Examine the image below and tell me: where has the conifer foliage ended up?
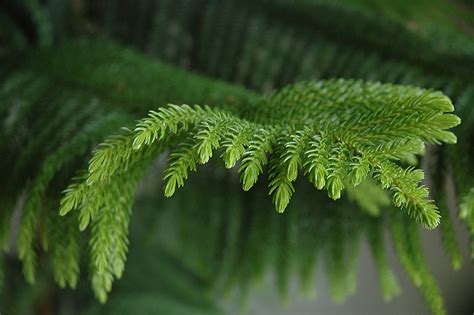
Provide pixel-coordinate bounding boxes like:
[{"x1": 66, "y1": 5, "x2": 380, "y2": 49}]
[
  {"x1": 55, "y1": 76, "x2": 459, "y2": 301},
  {"x1": 1, "y1": 0, "x2": 474, "y2": 315}
]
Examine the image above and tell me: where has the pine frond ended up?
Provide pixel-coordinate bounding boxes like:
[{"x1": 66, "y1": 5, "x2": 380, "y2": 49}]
[
  {"x1": 51, "y1": 213, "x2": 80, "y2": 289},
  {"x1": 220, "y1": 122, "x2": 254, "y2": 169},
  {"x1": 367, "y1": 218, "x2": 401, "y2": 301},
  {"x1": 391, "y1": 212, "x2": 446, "y2": 315},
  {"x1": 215, "y1": 193, "x2": 243, "y2": 293},
  {"x1": 325, "y1": 142, "x2": 350, "y2": 200},
  {"x1": 54, "y1": 76, "x2": 460, "y2": 301},
  {"x1": 17, "y1": 113, "x2": 130, "y2": 283},
  {"x1": 303, "y1": 132, "x2": 330, "y2": 190},
  {"x1": 268, "y1": 134, "x2": 297, "y2": 212},
  {"x1": 326, "y1": 218, "x2": 347, "y2": 302},
  {"x1": 375, "y1": 161, "x2": 440, "y2": 228},
  {"x1": 345, "y1": 221, "x2": 362, "y2": 297},
  {"x1": 1, "y1": 32, "x2": 468, "y2": 314},
  {"x1": 405, "y1": 218, "x2": 446, "y2": 315},
  {"x1": 132, "y1": 104, "x2": 206, "y2": 150},
  {"x1": 163, "y1": 136, "x2": 200, "y2": 197},
  {"x1": 194, "y1": 111, "x2": 238, "y2": 163},
  {"x1": 296, "y1": 204, "x2": 322, "y2": 298},
  {"x1": 87, "y1": 162, "x2": 147, "y2": 302},
  {"x1": 390, "y1": 211, "x2": 423, "y2": 287},
  {"x1": 275, "y1": 207, "x2": 297, "y2": 302},
  {"x1": 238, "y1": 128, "x2": 275, "y2": 191},
  {"x1": 17, "y1": 201, "x2": 37, "y2": 283}
]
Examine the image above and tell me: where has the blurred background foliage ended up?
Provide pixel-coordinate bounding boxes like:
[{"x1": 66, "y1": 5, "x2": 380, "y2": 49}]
[{"x1": 1, "y1": 0, "x2": 474, "y2": 314}]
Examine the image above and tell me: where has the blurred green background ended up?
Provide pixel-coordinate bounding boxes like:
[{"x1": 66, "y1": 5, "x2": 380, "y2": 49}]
[{"x1": 1, "y1": 0, "x2": 474, "y2": 314}]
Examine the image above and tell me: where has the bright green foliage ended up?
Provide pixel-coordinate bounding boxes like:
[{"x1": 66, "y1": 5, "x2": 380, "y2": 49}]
[
  {"x1": 268, "y1": 133, "x2": 299, "y2": 212},
  {"x1": 221, "y1": 121, "x2": 254, "y2": 169},
  {"x1": 54, "y1": 75, "x2": 459, "y2": 302},
  {"x1": 375, "y1": 162, "x2": 440, "y2": 228},
  {"x1": 0, "y1": 38, "x2": 258, "y2": 304},
  {"x1": 1, "y1": 0, "x2": 473, "y2": 309},
  {"x1": 17, "y1": 113, "x2": 130, "y2": 284},
  {"x1": 132, "y1": 105, "x2": 207, "y2": 150},
  {"x1": 195, "y1": 112, "x2": 236, "y2": 163},
  {"x1": 304, "y1": 133, "x2": 330, "y2": 189},
  {"x1": 163, "y1": 136, "x2": 201, "y2": 197},
  {"x1": 84, "y1": 199, "x2": 224, "y2": 315},
  {"x1": 61, "y1": 142, "x2": 157, "y2": 301},
  {"x1": 63, "y1": 80, "x2": 460, "y2": 231},
  {"x1": 238, "y1": 128, "x2": 276, "y2": 191}
]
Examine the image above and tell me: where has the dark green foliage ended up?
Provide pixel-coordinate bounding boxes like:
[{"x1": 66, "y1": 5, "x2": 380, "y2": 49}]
[
  {"x1": 367, "y1": 217, "x2": 401, "y2": 302},
  {"x1": 0, "y1": 38, "x2": 464, "y2": 314},
  {"x1": 42, "y1": 41, "x2": 457, "y2": 308},
  {"x1": 1, "y1": 1, "x2": 473, "y2": 314}
]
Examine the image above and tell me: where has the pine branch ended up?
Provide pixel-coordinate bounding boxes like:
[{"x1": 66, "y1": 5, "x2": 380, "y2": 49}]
[
  {"x1": 56, "y1": 77, "x2": 459, "y2": 301},
  {"x1": 0, "y1": 38, "x2": 467, "y2": 314}
]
